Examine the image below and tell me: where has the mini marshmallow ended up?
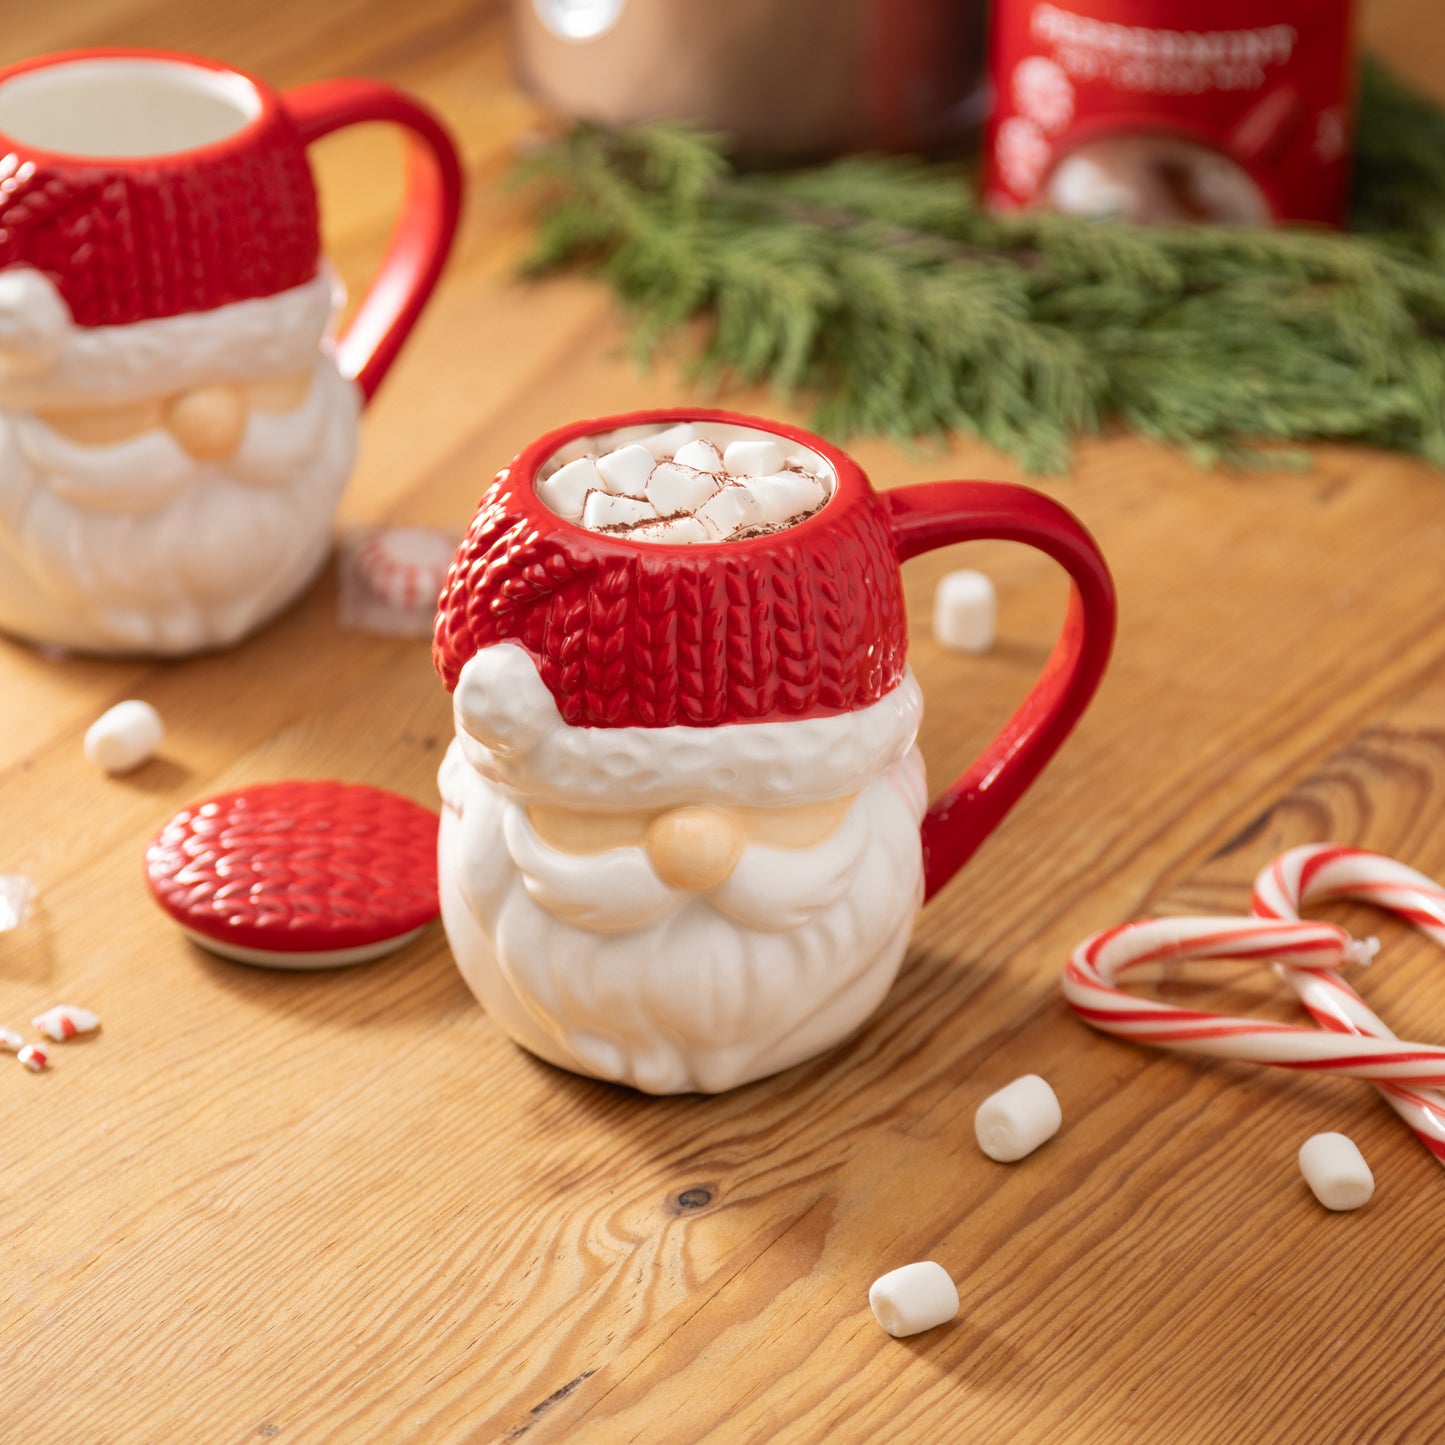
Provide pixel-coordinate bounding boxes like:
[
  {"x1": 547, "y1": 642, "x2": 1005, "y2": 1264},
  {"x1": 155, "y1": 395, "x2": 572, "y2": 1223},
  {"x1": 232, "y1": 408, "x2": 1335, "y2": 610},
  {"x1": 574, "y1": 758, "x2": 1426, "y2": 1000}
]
[
  {"x1": 84, "y1": 700, "x2": 165, "y2": 775},
  {"x1": 623, "y1": 516, "x2": 710, "y2": 545},
  {"x1": 722, "y1": 438, "x2": 786, "y2": 477},
  {"x1": 868, "y1": 1262, "x2": 960, "y2": 1338},
  {"x1": 539, "y1": 457, "x2": 603, "y2": 520},
  {"x1": 647, "y1": 462, "x2": 721, "y2": 518},
  {"x1": 975, "y1": 1074, "x2": 1062, "y2": 1162},
  {"x1": 1298, "y1": 1132, "x2": 1374, "y2": 1211},
  {"x1": 582, "y1": 491, "x2": 656, "y2": 532},
  {"x1": 0, "y1": 874, "x2": 35, "y2": 932},
  {"x1": 32, "y1": 1005, "x2": 99, "y2": 1042},
  {"x1": 747, "y1": 471, "x2": 828, "y2": 527},
  {"x1": 17, "y1": 1043, "x2": 48, "y2": 1072},
  {"x1": 671, "y1": 438, "x2": 725, "y2": 474},
  {"x1": 596, "y1": 443, "x2": 656, "y2": 496},
  {"x1": 934, "y1": 570, "x2": 998, "y2": 654},
  {"x1": 641, "y1": 423, "x2": 700, "y2": 459},
  {"x1": 0, "y1": 1026, "x2": 21, "y2": 1052},
  {"x1": 697, "y1": 483, "x2": 762, "y2": 540}
]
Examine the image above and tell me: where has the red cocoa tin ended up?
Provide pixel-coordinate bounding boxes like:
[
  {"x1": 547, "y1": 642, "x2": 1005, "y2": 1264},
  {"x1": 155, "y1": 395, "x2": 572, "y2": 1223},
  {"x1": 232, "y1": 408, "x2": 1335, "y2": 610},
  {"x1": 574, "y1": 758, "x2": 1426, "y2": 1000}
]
[{"x1": 985, "y1": 0, "x2": 1357, "y2": 225}]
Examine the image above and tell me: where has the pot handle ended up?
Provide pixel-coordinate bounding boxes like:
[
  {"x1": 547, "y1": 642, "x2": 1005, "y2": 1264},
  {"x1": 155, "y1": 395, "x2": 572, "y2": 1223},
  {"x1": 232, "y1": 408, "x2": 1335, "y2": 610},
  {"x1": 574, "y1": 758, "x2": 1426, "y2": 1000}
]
[
  {"x1": 885, "y1": 481, "x2": 1116, "y2": 901},
  {"x1": 282, "y1": 79, "x2": 463, "y2": 405}
]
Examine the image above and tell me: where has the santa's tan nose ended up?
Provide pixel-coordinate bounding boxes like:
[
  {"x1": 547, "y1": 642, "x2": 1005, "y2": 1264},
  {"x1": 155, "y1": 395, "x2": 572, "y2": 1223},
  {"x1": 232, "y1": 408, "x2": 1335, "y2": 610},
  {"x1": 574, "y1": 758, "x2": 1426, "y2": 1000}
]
[
  {"x1": 165, "y1": 384, "x2": 247, "y2": 460},
  {"x1": 645, "y1": 807, "x2": 746, "y2": 891}
]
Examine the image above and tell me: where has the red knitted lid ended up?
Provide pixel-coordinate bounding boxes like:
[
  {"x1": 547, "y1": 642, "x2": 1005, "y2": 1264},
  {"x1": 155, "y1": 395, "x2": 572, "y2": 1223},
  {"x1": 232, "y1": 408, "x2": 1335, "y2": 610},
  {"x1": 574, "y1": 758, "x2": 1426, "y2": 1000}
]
[
  {"x1": 146, "y1": 781, "x2": 439, "y2": 956},
  {"x1": 0, "y1": 50, "x2": 320, "y2": 327},
  {"x1": 433, "y1": 410, "x2": 909, "y2": 728}
]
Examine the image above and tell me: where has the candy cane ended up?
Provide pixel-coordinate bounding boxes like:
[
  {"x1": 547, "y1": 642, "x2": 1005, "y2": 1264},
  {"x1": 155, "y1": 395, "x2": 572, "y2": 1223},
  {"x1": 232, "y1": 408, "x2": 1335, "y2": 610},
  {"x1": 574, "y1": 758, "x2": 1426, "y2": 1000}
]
[
  {"x1": 1062, "y1": 917, "x2": 1419, "y2": 1064},
  {"x1": 1062, "y1": 848, "x2": 1445, "y2": 1168},
  {"x1": 1252, "y1": 845, "x2": 1445, "y2": 1163}
]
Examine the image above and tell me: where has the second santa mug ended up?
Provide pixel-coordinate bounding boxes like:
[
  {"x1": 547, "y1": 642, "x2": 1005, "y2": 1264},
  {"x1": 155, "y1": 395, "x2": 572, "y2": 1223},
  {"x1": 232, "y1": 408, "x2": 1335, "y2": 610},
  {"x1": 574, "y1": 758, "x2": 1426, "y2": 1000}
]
[
  {"x1": 0, "y1": 48, "x2": 462, "y2": 658},
  {"x1": 433, "y1": 409, "x2": 1117, "y2": 1094}
]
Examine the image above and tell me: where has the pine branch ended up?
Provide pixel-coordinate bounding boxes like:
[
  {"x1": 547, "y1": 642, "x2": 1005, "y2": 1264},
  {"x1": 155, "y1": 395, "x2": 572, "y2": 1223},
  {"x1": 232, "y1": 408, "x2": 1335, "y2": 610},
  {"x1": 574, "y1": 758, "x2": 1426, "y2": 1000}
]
[{"x1": 517, "y1": 63, "x2": 1445, "y2": 472}]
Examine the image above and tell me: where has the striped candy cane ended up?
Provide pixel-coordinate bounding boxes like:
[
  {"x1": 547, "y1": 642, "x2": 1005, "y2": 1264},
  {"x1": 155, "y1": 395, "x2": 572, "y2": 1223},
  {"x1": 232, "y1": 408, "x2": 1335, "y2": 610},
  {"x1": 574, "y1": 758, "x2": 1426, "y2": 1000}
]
[
  {"x1": 1063, "y1": 847, "x2": 1445, "y2": 1166},
  {"x1": 1252, "y1": 845, "x2": 1445, "y2": 1163}
]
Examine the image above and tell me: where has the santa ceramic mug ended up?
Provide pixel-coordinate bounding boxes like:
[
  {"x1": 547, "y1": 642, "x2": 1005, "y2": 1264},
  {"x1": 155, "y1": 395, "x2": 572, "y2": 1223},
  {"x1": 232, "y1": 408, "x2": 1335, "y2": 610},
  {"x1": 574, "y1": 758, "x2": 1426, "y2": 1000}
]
[
  {"x1": 433, "y1": 409, "x2": 1116, "y2": 1094},
  {"x1": 0, "y1": 48, "x2": 462, "y2": 657}
]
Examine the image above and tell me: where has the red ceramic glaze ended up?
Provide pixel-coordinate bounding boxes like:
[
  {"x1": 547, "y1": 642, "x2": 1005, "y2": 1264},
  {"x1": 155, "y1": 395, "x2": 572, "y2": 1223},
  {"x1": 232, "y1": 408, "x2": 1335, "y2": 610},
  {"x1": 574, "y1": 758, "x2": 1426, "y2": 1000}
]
[
  {"x1": 434, "y1": 410, "x2": 908, "y2": 725},
  {"x1": 146, "y1": 781, "x2": 441, "y2": 955},
  {"x1": 434, "y1": 408, "x2": 1117, "y2": 901},
  {"x1": 0, "y1": 48, "x2": 463, "y2": 402}
]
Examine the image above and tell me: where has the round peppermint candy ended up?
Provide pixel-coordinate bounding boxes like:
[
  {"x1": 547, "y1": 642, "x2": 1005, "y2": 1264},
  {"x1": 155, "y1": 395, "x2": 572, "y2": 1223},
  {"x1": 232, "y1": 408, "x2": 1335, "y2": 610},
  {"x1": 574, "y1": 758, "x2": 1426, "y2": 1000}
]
[
  {"x1": 146, "y1": 781, "x2": 441, "y2": 969},
  {"x1": 354, "y1": 527, "x2": 457, "y2": 613}
]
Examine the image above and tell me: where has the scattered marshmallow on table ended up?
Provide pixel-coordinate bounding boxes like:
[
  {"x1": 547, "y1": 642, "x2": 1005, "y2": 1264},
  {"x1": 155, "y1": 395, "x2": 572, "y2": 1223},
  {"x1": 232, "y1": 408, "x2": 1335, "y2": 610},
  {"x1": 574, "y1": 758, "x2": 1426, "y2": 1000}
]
[
  {"x1": 17, "y1": 1043, "x2": 48, "y2": 1072},
  {"x1": 0, "y1": 873, "x2": 35, "y2": 932},
  {"x1": 1298, "y1": 1132, "x2": 1374, "y2": 1211},
  {"x1": 975, "y1": 1074, "x2": 1062, "y2": 1162},
  {"x1": 32, "y1": 1004, "x2": 99, "y2": 1042},
  {"x1": 934, "y1": 569, "x2": 998, "y2": 654},
  {"x1": 869, "y1": 1261, "x2": 960, "y2": 1338},
  {"x1": 0, "y1": 1026, "x2": 21, "y2": 1052},
  {"x1": 84, "y1": 699, "x2": 165, "y2": 775}
]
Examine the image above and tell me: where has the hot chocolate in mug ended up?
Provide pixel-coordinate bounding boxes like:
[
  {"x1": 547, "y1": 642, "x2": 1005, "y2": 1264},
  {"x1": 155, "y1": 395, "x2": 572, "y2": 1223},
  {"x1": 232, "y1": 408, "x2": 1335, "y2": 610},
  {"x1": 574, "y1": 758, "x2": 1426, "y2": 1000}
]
[
  {"x1": 433, "y1": 410, "x2": 1116, "y2": 1094},
  {"x1": 0, "y1": 48, "x2": 462, "y2": 657}
]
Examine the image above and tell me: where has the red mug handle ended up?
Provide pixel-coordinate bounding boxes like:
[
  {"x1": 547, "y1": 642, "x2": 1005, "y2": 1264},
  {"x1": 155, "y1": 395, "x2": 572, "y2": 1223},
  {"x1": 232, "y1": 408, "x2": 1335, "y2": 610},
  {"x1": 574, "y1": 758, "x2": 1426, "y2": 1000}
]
[
  {"x1": 281, "y1": 79, "x2": 463, "y2": 405},
  {"x1": 885, "y1": 482, "x2": 1117, "y2": 901}
]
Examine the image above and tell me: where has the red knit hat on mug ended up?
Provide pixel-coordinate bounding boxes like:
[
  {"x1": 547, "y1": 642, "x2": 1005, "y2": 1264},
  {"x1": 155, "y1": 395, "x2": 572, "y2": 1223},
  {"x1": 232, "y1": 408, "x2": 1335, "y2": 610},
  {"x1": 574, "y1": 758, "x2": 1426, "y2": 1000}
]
[
  {"x1": 434, "y1": 412, "x2": 926, "y2": 809},
  {"x1": 0, "y1": 52, "x2": 320, "y2": 327},
  {"x1": 0, "y1": 50, "x2": 334, "y2": 407}
]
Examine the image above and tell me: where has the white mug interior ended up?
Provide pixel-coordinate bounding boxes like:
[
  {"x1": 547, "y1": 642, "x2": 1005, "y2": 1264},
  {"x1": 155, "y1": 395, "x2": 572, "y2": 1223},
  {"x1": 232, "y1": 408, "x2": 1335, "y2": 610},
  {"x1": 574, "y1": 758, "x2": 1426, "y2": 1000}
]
[{"x1": 0, "y1": 57, "x2": 261, "y2": 159}]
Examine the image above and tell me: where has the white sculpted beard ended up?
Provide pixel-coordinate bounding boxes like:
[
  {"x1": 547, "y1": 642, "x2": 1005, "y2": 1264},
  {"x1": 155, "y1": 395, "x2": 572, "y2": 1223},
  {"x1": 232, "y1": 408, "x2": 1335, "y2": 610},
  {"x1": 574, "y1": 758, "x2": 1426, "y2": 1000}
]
[
  {"x1": 0, "y1": 360, "x2": 359, "y2": 655},
  {"x1": 438, "y1": 742, "x2": 928, "y2": 1094}
]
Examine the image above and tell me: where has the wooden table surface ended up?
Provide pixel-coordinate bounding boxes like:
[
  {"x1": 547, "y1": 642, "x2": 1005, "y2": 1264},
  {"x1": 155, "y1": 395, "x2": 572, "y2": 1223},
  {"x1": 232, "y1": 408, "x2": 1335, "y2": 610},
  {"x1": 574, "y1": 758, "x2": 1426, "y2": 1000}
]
[{"x1": 4, "y1": 2, "x2": 1445, "y2": 1440}]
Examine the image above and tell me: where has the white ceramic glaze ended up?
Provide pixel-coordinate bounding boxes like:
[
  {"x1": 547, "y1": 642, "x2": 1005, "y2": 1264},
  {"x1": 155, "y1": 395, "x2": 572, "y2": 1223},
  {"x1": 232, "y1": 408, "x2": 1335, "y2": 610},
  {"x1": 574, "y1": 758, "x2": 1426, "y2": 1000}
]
[
  {"x1": 437, "y1": 724, "x2": 928, "y2": 1095},
  {"x1": 0, "y1": 57, "x2": 261, "y2": 157},
  {"x1": 0, "y1": 50, "x2": 463, "y2": 658},
  {"x1": 434, "y1": 408, "x2": 1117, "y2": 1096},
  {"x1": 181, "y1": 925, "x2": 427, "y2": 971},
  {"x1": 0, "y1": 269, "x2": 361, "y2": 656},
  {"x1": 452, "y1": 642, "x2": 925, "y2": 811}
]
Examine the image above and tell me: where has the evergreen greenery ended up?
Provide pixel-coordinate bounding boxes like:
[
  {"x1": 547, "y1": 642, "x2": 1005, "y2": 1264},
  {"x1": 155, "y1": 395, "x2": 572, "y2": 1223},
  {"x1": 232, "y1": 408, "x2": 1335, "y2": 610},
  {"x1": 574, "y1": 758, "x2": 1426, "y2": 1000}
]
[{"x1": 517, "y1": 60, "x2": 1445, "y2": 472}]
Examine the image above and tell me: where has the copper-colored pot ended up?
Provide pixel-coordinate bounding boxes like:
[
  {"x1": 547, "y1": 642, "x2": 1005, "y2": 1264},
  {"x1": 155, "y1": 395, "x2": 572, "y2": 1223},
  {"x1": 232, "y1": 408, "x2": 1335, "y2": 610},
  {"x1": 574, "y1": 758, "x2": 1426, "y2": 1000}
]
[{"x1": 512, "y1": 0, "x2": 988, "y2": 163}]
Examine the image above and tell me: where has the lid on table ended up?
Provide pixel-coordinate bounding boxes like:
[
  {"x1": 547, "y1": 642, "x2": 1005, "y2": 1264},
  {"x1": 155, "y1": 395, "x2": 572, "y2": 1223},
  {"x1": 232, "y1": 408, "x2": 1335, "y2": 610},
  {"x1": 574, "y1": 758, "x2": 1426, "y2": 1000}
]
[{"x1": 145, "y1": 780, "x2": 440, "y2": 969}]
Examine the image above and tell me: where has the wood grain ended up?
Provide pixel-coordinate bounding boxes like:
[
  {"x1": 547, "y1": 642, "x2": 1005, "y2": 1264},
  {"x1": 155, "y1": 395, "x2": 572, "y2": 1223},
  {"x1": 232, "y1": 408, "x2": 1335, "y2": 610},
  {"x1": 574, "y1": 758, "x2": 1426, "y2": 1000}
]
[{"x1": 3, "y1": 2, "x2": 1445, "y2": 1441}]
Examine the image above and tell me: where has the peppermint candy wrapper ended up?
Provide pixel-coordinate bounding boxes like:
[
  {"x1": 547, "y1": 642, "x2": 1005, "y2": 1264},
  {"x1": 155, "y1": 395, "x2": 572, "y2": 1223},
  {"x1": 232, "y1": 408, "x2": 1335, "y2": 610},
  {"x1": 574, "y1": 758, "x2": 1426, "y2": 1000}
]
[{"x1": 338, "y1": 527, "x2": 459, "y2": 639}]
